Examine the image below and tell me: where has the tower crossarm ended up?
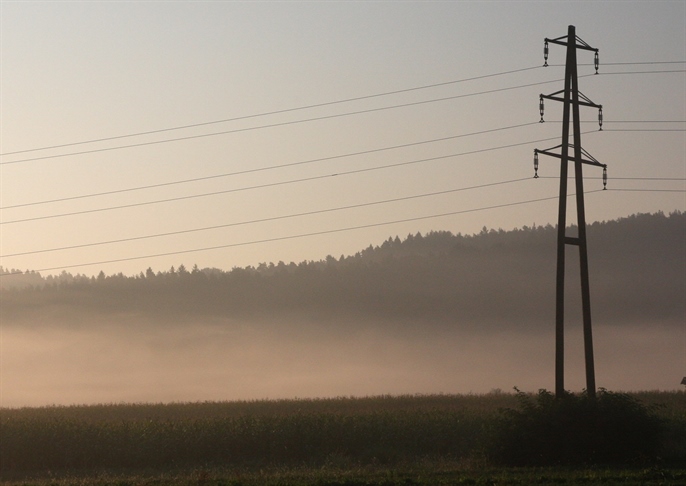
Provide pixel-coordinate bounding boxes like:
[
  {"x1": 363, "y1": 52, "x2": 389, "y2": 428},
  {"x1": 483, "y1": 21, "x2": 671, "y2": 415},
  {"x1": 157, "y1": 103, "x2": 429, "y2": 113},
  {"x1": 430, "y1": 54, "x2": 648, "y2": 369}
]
[
  {"x1": 541, "y1": 91, "x2": 601, "y2": 109},
  {"x1": 539, "y1": 90, "x2": 603, "y2": 128},
  {"x1": 544, "y1": 32, "x2": 599, "y2": 73},
  {"x1": 545, "y1": 34, "x2": 598, "y2": 53},
  {"x1": 535, "y1": 145, "x2": 606, "y2": 169}
]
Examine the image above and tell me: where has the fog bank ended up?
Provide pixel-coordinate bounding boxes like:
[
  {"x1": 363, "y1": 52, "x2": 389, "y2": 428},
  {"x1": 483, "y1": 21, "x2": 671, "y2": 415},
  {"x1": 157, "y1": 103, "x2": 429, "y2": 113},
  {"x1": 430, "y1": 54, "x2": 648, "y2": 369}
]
[{"x1": 1, "y1": 317, "x2": 682, "y2": 408}]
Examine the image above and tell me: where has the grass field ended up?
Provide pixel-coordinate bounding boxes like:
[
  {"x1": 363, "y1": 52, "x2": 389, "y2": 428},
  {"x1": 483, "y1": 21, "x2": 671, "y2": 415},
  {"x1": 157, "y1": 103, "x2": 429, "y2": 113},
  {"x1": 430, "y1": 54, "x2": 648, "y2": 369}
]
[{"x1": 1, "y1": 391, "x2": 684, "y2": 485}]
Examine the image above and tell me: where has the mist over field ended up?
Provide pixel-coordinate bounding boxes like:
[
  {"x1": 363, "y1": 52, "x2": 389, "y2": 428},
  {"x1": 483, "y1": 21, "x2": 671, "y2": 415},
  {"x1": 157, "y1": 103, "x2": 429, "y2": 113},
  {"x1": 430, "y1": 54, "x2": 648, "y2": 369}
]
[
  {"x1": 1, "y1": 212, "x2": 684, "y2": 407},
  {"x1": 1, "y1": 317, "x2": 681, "y2": 408}
]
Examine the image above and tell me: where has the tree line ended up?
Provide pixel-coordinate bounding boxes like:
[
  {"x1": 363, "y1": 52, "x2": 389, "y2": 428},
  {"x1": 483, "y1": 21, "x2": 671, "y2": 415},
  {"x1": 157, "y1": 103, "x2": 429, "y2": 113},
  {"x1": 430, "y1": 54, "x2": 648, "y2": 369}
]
[{"x1": 2, "y1": 211, "x2": 683, "y2": 328}]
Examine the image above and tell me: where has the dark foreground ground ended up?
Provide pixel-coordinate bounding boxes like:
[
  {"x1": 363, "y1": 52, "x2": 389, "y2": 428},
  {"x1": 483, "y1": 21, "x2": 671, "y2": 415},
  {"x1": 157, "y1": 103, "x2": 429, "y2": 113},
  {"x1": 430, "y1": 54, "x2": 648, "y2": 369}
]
[
  {"x1": 1, "y1": 392, "x2": 684, "y2": 485},
  {"x1": 3, "y1": 463, "x2": 686, "y2": 486}
]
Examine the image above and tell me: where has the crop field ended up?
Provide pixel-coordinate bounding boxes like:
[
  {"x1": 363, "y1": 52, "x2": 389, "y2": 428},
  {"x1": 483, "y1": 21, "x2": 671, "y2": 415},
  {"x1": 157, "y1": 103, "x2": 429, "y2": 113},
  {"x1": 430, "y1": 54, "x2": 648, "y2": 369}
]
[{"x1": 1, "y1": 391, "x2": 685, "y2": 485}]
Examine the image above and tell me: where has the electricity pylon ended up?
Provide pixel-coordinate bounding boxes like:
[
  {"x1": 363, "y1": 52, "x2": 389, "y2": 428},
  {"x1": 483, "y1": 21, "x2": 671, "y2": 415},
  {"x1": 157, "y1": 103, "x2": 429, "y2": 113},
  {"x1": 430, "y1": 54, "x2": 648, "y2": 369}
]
[{"x1": 534, "y1": 25, "x2": 606, "y2": 399}]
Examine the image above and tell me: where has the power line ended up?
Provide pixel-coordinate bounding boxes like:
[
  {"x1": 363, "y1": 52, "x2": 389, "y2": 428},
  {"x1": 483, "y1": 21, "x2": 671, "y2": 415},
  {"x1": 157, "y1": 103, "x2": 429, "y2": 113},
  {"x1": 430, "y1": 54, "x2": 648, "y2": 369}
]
[
  {"x1": 602, "y1": 129, "x2": 686, "y2": 132},
  {"x1": 3, "y1": 176, "x2": 679, "y2": 260},
  {"x1": 0, "y1": 131, "x2": 586, "y2": 225},
  {"x1": 567, "y1": 120, "x2": 686, "y2": 124},
  {"x1": 565, "y1": 119, "x2": 686, "y2": 132},
  {"x1": 2, "y1": 71, "x2": 680, "y2": 166},
  {"x1": 598, "y1": 69, "x2": 686, "y2": 75},
  {"x1": 600, "y1": 61, "x2": 686, "y2": 65},
  {"x1": 611, "y1": 177, "x2": 686, "y2": 181},
  {"x1": 0, "y1": 189, "x2": 605, "y2": 276},
  {"x1": 1, "y1": 118, "x2": 677, "y2": 211},
  {"x1": 0, "y1": 121, "x2": 539, "y2": 210},
  {"x1": 4, "y1": 61, "x2": 682, "y2": 158},
  {"x1": 594, "y1": 120, "x2": 686, "y2": 123},
  {"x1": 0, "y1": 77, "x2": 583, "y2": 166},
  {"x1": 0, "y1": 178, "x2": 532, "y2": 258},
  {"x1": 0, "y1": 66, "x2": 544, "y2": 157},
  {"x1": 608, "y1": 188, "x2": 686, "y2": 193},
  {"x1": 538, "y1": 176, "x2": 685, "y2": 181},
  {"x1": 538, "y1": 177, "x2": 685, "y2": 191},
  {"x1": 0, "y1": 187, "x2": 686, "y2": 277},
  {"x1": 553, "y1": 61, "x2": 686, "y2": 67}
]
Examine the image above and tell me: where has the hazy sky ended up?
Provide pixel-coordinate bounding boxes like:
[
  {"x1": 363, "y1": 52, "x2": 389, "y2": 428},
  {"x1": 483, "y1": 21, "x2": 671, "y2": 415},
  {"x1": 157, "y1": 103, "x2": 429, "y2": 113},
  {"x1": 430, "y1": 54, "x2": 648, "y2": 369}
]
[{"x1": 1, "y1": 1, "x2": 684, "y2": 277}]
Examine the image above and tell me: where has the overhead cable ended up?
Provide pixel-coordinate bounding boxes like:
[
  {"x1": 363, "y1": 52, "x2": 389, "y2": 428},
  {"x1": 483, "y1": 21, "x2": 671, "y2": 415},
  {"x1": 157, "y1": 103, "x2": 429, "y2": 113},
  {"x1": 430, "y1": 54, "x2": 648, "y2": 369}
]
[
  {"x1": 608, "y1": 188, "x2": 686, "y2": 193},
  {"x1": 0, "y1": 122, "x2": 539, "y2": 210},
  {"x1": 3, "y1": 71, "x2": 680, "y2": 166},
  {"x1": 560, "y1": 61, "x2": 685, "y2": 66},
  {"x1": 537, "y1": 176, "x2": 685, "y2": 181},
  {"x1": 1, "y1": 65, "x2": 544, "y2": 157},
  {"x1": 1, "y1": 118, "x2": 678, "y2": 210},
  {"x1": 5, "y1": 62, "x2": 682, "y2": 158},
  {"x1": 0, "y1": 189, "x2": 606, "y2": 276},
  {"x1": 0, "y1": 131, "x2": 591, "y2": 225},
  {"x1": 1, "y1": 77, "x2": 583, "y2": 166},
  {"x1": 598, "y1": 69, "x2": 686, "y2": 75},
  {"x1": 0, "y1": 178, "x2": 531, "y2": 258},
  {"x1": 602, "y1": 129, "x2": 686, "y2": 132},
  {"x1": 598, "y1": 61, "x2": 685, "y2": 65}
]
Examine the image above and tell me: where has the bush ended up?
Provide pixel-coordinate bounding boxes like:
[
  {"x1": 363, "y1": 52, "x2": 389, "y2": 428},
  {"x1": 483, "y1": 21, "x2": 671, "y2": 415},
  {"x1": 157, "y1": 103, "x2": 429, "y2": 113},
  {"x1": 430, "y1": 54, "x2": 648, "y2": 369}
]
[{"x1": 488, "y1": 388, "x2": 665, "y2": 466}]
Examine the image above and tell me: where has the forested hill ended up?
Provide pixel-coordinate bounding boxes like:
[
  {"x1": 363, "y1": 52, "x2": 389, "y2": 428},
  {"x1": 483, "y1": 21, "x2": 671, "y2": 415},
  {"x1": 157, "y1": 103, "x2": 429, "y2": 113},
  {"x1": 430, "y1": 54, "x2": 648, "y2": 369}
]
[{"x1": 2, "y1": 211, "x2": 684, "y2": 328}]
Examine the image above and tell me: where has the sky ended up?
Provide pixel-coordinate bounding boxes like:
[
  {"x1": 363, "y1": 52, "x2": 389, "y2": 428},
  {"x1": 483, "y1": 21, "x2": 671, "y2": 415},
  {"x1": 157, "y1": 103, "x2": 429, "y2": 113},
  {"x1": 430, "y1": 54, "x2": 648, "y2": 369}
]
[{"x1": 1, "y1": 0, "x2": 685, "y2": 278}]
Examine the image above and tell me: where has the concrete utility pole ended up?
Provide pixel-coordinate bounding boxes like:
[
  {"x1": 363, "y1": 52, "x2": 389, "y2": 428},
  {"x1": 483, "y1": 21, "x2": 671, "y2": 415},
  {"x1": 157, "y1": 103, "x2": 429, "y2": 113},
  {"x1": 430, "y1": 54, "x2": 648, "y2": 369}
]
[{"x1": 534, "y1": 25, "x2": 607, "y2": 399}]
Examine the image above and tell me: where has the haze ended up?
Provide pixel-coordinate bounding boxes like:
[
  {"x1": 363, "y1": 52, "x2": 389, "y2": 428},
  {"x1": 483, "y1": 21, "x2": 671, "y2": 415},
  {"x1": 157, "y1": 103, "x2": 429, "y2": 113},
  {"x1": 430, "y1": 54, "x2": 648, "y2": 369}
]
[
  {"x1": 2, "y1": 316, "x2": 680, "y2": 408},
  {"x1": 2, "y1": 213, "x2": 683, "y2": 407}
]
